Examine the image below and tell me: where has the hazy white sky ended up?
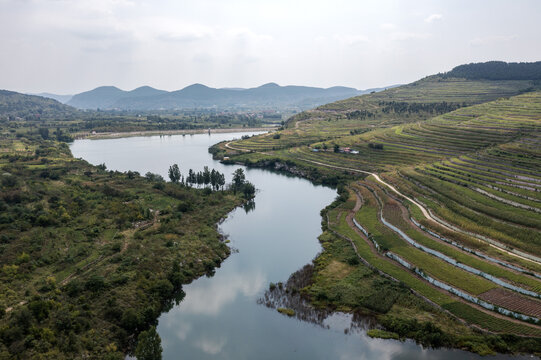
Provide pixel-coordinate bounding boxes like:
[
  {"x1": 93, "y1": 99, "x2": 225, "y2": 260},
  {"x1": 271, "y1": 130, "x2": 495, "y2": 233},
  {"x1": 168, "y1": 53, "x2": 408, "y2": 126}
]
[{"x1": 1, "y1": 0, "x2": 540, "y2": 93}]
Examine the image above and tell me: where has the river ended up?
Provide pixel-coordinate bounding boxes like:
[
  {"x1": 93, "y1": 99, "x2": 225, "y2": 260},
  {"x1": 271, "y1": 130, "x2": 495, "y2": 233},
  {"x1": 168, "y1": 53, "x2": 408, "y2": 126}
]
[{"x1": 71, "y1": 132, "x2": 524, "y2": 360}]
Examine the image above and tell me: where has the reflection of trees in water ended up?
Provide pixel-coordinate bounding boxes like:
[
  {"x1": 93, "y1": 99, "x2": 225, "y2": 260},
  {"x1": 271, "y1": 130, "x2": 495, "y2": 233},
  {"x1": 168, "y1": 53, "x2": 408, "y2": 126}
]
[
  {"x1": 258, "y1": 264, "x2": 377, "y2": 334},
  {"x1": 243, "y1": 200, "x2": 256, "y2": 213}
]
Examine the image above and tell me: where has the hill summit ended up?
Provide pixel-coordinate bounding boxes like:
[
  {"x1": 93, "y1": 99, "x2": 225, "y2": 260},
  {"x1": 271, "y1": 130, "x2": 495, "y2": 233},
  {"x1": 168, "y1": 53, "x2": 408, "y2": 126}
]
[{"x1": 66, "y1": 83, "x2": 387, "y2": 111}]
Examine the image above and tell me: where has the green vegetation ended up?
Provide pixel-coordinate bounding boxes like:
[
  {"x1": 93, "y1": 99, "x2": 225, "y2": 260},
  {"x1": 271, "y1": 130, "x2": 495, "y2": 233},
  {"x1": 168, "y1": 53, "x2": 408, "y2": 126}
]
[
  {"x1": 366, "y1": 329, "x2": 399, "y2": 340},
  {"x1": 277, "y1": 308, "x2": 296, "y2": 317},
  {"x1": 135, "y1": 326, "x2": 162, "y2": 360},
  {"x1": 1, "y1": 61, "x2": 540, "y2": 356},
  {"x1": 0, "y1": 118, "x2": 246, "y2": 357},
  {"x1": 0, "y1": 90, "x2": 274, "y2": 138},
  {"x1": 441, "y1": 61, "x2": 541, "y2": 81},
  {"x1": 219, "y1": 64, "x2": 541, "y2": 355}
]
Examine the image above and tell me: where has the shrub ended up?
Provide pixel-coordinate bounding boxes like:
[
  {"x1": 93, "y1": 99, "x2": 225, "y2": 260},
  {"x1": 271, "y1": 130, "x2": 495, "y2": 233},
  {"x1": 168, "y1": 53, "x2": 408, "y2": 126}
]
[
  {"x1": 135, "y1": 326, "x2": 162, "y2": 360},
  {"x1": 85, "y1": 275, "x2": 106, "y2": 292}
]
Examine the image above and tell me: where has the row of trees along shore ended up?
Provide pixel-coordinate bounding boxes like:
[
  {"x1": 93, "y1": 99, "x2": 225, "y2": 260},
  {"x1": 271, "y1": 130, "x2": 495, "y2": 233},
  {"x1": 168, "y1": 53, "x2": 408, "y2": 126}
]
[{"x1": 154, "y1": 164, "x2": 256, "y2": 198}]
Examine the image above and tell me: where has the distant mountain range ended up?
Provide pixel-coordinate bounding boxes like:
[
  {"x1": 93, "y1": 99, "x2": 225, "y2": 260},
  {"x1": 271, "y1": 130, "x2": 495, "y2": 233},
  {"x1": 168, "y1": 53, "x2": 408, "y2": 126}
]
[
  {"x1": 33, "y1": 93, "x2": 73, "y2": 104},
  {"x1": 39, "y1": 83, "x2": 396, "y2": 111}
]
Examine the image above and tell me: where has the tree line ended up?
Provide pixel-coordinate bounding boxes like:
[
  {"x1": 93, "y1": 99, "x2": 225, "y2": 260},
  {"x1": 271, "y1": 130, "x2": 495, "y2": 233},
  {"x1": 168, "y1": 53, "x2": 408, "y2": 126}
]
[
  {"x1": 442, "y1": 61, "x2": 541, "y2": 81},
  {"x1": 162, "y1": 164, "x2": 255, "y2": 198},
  {"x1": 377, "y1": 101, "x2": 463, "y2": 115}
]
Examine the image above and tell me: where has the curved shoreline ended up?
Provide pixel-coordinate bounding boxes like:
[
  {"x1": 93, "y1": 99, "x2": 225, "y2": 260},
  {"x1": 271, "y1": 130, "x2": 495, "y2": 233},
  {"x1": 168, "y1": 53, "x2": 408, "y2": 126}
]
[{"x1": 74, "y1": 126, "x2": 272, "y2": 140}]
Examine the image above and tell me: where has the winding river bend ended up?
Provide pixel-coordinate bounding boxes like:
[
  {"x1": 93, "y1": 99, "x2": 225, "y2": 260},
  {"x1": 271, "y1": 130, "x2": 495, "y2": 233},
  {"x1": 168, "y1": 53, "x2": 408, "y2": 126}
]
[{"x1": 71, "y1": 132, "x2": 524, "y2": 360}]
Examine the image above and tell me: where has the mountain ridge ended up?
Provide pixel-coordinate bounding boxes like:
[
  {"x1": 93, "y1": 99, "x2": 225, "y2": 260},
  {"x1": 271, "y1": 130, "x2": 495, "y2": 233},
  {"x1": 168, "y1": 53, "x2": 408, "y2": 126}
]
[{"x1": 66, "y1": 83, "x2": 395, "y2": 111}]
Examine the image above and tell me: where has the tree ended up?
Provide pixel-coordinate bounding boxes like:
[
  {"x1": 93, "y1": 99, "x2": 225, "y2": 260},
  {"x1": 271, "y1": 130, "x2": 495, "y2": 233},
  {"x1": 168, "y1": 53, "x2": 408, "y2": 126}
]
[
  {"x1": 242, "y1": 181, "x2": 256, "y2": 199},
  {"x1": 135, "y1": 326, "x2": 162, "y2": 360},
  {"x1": 203, "y1": 166, "x2": 211, "y2": 187},
  {"x1": 38, "y1": 127, "x2": 49, "y2": 140},
  {"x1": 187, "y1": 169, "x2": 195, "y2": 187},
  {"x1": 145, "y1": 172, "x2": 164, "y2": 183},
  {"x1": 120, "y1": 308, "x2": 141, "y2": 333},
  {"x1": 210, "y1": 169, "x2": 217, "y2": 190},
  {"x1": 168, "y1": 164, "x2": 181, "y2": 183},
  {"x1": 196, "y1": 172, "x2": 203, "y2": 187},
  {"x1": 232, "y1": 168, "x2": 246, "y2": 193},
  {"x1": 217, "y1": 173, "x2": 225, "y2": 191}
]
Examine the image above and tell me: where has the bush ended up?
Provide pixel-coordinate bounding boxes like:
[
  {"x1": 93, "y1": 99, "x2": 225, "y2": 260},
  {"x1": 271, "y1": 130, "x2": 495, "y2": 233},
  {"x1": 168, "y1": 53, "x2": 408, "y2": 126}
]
[
  {"x1": 151, "y1": 279, "x2": 174, "y2": 300},
  {"x1": 28, "y1": 298, "x2": 51, "y2": 322},
  {"x1": 176, "y1": 201, "x2": 193, "y2": 213},
  {"x1": 120, "y1": 308, "x2": 141, "y2": 332},
  {"x1": 135, "y1": 326, "x2": 162, "y2": 360},
  {"x1": 85, "y1": 275, "x2": 106, "y2": 292}
]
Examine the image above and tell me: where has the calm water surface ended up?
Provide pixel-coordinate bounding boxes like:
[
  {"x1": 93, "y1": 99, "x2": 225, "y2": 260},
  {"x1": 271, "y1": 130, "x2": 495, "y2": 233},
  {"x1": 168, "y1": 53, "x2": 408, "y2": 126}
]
[{"x1": 71, "y1": 132, "x2": 526, "y2": 360}]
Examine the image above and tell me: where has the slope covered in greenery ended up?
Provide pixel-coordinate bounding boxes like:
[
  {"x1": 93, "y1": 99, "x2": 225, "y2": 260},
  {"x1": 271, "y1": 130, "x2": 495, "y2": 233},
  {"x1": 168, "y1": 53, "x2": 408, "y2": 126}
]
[
  {"x1": 0, "y1": 126, "x2": 246, "y2": 358},
  {"x1": 0, "y1": 90, "x2": 271, "y2": 136},
  {"x1": 223, "y1": 75, "x2": 537, "y2": 153},
  {"x1": 217, "y1": 65, "x2": 541, "y2": 355},
  {"x1": 0, "y1": 91, "x2": 80, "y2": 121},
  {"x1": 442, "y1": 61, "x2": 541, "y2": 81}
]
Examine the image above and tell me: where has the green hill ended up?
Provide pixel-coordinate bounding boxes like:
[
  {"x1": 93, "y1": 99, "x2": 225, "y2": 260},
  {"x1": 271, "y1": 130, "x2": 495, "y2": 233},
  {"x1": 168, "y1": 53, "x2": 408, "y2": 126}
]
[
  {"x1": 0, "y1": 90, "x2": 80, "y2": 121},
  {"x1": 218, "y1": 62, "x2": 541, "y2": 352},
  {"x1": 66, "y1": 83, "x2": 376, "y2": 111},
  {"x1": 441, "y1": 61, "x2": 541, "y2": 81},
  {"x1": 0, "y1": 109, "x2": 245, "y2": 359}
]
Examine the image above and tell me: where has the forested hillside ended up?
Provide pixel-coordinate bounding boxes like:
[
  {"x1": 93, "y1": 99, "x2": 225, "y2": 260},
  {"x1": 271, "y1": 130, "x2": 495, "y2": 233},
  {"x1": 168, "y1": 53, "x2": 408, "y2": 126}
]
[
  {"x1": 0, "y1": 105, "x2": 249, "y2": 358},
  {"x1": 442, "y1": 61, "x2": 541, "y2": 81},
  {"x1": 0, "y1": 91, "x2": 80, "y2": 121}
]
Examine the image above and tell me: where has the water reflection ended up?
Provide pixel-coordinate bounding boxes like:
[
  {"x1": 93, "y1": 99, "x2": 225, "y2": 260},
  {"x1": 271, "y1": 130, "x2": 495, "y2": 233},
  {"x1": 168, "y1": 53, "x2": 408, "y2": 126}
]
[
  {"x1": 72, "y1": 133, "x2": 530, "y2": 360},
  {"x1": 178, "y1": 271, "x2": 266, "y2": 316},
  {"x1": 193, "y1": 336, "x2": 227, "y2": 355},
  {"x1": 259, "y1": 264, "x2": 377, "y2": 333},
  {"x1": 242, "y1": 199, "x2": 256, "y2": 214}
]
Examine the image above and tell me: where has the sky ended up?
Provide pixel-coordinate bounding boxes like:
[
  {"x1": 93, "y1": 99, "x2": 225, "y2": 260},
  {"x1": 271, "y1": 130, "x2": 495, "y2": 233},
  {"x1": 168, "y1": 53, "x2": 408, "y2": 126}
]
[{"x1": 1, "y1": 0, "x2": 540, "y2": 94}]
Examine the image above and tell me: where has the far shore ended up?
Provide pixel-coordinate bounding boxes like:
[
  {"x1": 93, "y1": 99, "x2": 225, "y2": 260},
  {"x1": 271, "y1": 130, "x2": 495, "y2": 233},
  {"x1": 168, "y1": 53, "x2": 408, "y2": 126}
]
[{"x1": 74, "y1": 126, "x2": 274, "y2": 140}]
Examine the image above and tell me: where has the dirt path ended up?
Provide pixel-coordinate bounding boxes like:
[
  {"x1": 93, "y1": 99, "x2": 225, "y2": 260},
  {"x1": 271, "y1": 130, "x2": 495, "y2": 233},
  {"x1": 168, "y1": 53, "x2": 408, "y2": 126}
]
[
  {"x1": 302, "y1": 159, "x2": 541, "y2": 265},
  {"x1": 60, "y1": 256, "x2": 104, "y2": 286},
  {"x1": 388, "y1": 192, "x2": 541, "y2": 280},
  {"x1": 5, "y1": 301, "x2": 27, "y2": 314},
  {"x1": 224, "y1": 141, "x2": 249, "y2": 152},
  {"x1": 341, "y1": 188, "x2": 541, "y2": 332}
]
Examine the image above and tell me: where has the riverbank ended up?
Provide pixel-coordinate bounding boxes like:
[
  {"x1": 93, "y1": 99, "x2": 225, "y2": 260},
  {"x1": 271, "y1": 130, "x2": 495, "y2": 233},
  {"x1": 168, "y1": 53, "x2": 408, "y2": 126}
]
[
  {"x1": 74, "y1": 126, "x2": 273, "y2": 140},
  {"x1": 0, "y1": 134, "x2": 248, "y2": 359},
  {"x1": 214, "y1": 147, "x2": 541, "y2": 356}
]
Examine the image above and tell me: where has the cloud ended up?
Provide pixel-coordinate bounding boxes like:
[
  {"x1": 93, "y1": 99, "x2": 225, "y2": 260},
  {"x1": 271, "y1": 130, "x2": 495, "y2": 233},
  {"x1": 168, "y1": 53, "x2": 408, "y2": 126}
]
[
  {"x1": 194, "y1": 336, "x2": 227, "y2": 355},
  {"x1": 176, "y1": 271, "x2": 265, "y2": 316},
  {"x1": 333, "y1": 34, "x2": 370, "y2": 46},
  {"x1": 469, "y1": 35, "x2": 517, "y2": 46},
  {"x1": 424, "y1": 14, "x2": 443, "y2": 23},
  {"x1": 380, "y1": 23, "x2": 396, "y2": 31},
  {"x1": 315, "y1": 34, "x2": 369, "y2": 46},
  {"x1": 157, "y1": 29, "x2": 213, "y2": 43},
  {"x1": 227, "y1": 27, "x2": 273, "y2": 42},
  {"x1": 390, "y1": 32, "x2": 431, "y2": 41},
  {"x1": 175, "y1": 323, "x2": 192, "y2": 341}
]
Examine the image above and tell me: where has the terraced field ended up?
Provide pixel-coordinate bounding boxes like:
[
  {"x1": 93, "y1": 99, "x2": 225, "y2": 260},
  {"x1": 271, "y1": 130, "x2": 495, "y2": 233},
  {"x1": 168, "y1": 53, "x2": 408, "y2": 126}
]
[
  {"x1": 230, "y1": 76, "x2": 536, "y2": 152},
  {"x1": 218, "y1": 77, "x2": 541, "y2": 343},
  {"x1": 342, "y1": 182, "x2": 541, "y2": 333}
]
